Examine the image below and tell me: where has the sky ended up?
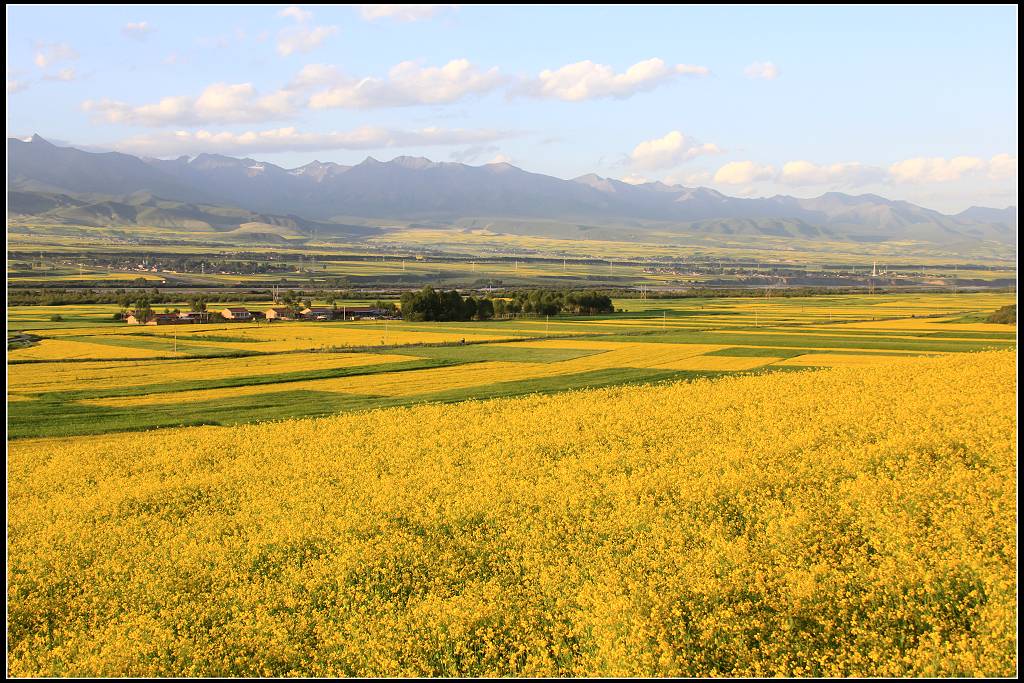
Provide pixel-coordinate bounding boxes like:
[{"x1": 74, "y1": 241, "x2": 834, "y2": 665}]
[{"x1": 6, "y1": 4, "x2": 1019, "y2": 213}]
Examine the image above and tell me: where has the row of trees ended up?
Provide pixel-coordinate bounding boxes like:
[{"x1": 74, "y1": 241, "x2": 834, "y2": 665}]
[
  {"x1": 497, "y1": 290, "x2": 614, "y2": 316},
  {"x1": 987, "y1": 304, "x2": 1016, "y2": 324},
  {"x1": 399, "y1": 287, "x2": 495, "y2": 322},
  {"x1": 9, "y1": 288, "x2": 271, "y2": 307},
  {"x1": 398, "y1": 287, "x2": 615, "y2": 321},
  {"x1": 8, "y1": 287, "x2": 403, "y2": 307}
]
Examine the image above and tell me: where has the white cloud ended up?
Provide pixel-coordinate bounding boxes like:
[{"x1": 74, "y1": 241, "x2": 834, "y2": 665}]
[
  {"x1": 82, "y1": 82, "x2": 302, "y2": 126},
  {"x1": 7, "y1": 79, "x2": 30, "y2": 94},
  {"x1": 123, "y1": 21, "x2": 155, "y2": 40},
  {"x1": 357, "y1": 5, "x2": 458, "y2": 22},
  {"x1": 276, "y1": 6, "x2": 337, "y2": 56},
  {"x1": 449, "y1": 144, "x2": 500, "y2": 163},
  {"x1": 623, "y1": 169, "x2": 714, "y2": 187},
  {"x1": 629, "y1": 131, "x2": 722, "y2": 170},
  {"x1": 744, "y1": 61, "x2": 780, "y2": 80},
  {"x1": 487, "y1": 152, "x2": 513, "y2": 165},
  {"x1": 34, "y1": 42, "x2": 78, "y2": 69},
  {"x1": 987, "y1": 153, "x2": 1017, "y2": 181},
  {"x1": 520, "y1": 58, "x2": 709, "y2": 102},
  {"x1": 43, "y1": 67, "x2": 78, "y2": 82},
  {"x1": 277, "y1": 24, "x2": 337, "y2": 56},
  {"x1": 308, "y1": 59, "x2": 504, "y2": 108},
  {"x1": 279, "y1": 6, "x2": 313, "y2": 23},
  {"x1": 289, "y1": 63, "x2": 344, "y2": 89},
  {"x1": 888, "y1": 156, "x2": 986, "y2": 183},
  {"x1": 110, "y1": 125, "x2": 516, "y2": 156},
  {"x1": 665, "y1": 169, "x2": 714, "y2": 186},
  {"x1": 713, "y1": 160, "x2": 776, "y2": 184},
  {"x1": 780, "y1": 160, "x2": 886, "y2": 187}
]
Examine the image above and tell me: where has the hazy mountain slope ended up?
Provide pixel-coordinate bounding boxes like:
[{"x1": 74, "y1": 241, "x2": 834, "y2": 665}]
[
  {"x1": 8, "y1": 135, "x2": 208, "y2": 202},
  {"x1": 7, "y1": 135, "x2": 1016, "y2": 246},
  {"x1": 7, "y1": 189, "x2": 378, "y2": 238}
]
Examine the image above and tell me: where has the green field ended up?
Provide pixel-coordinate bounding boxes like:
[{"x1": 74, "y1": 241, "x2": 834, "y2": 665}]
[{"x1": 7, "y1": 293, "x2": 1015, "y2": 439}]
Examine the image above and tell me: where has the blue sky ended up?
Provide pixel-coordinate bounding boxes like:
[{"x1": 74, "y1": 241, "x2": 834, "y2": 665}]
[{"x1": 6, "y1": 4, "x2": 1018, "y2": 212}]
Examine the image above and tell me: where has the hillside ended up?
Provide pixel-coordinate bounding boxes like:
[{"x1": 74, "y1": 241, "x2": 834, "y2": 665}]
[
  {"x1": 8, "y1": 136, "x2": 1017, "y2": 249},
  {"x1": 6, "y1": 189, "x2": 379, "y2": 240}
]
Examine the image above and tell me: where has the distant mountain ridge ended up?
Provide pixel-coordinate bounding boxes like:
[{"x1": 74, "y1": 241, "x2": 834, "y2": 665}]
[{"x1": 7, "y1": 135, "x2": 1017, "y2": 247}]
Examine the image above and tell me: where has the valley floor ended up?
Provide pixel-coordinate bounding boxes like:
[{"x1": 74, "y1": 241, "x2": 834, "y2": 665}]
[{"x1": 7, "y1": 293, "x2": 1017, "y2": 438}]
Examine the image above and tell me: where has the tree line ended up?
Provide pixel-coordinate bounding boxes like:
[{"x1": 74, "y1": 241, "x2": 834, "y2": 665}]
[{"x1": 398, "y1": 287, "x2": 614, "y2": 321}]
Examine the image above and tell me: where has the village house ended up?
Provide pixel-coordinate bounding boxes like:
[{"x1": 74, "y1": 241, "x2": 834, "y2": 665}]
[
  {"x1": 126, "y1": 312, "x2": 183, "y2": 325},
  {"x1": 220, "y1": 307, "x2": 253, "y2": 321},
  {"x1": 178, "y1": 311, "x2": 211, "y2": 324},
  {"x1": 336, "y1": 306, "x2": 383, "y2": 320},
  {"x1": 301, "y1": 306, "x2": 335, "y2": 320},
  {"x1": 265, "y1": 307, "x2": 295, "y2": 321}
]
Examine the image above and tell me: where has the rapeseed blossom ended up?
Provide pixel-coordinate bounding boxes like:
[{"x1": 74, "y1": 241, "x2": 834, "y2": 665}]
[{"x1": 6, "y1": 350, "x2": 1016, "y2": 676}]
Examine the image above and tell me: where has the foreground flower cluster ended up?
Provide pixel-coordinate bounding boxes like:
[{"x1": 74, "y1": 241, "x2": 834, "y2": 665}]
[{"x1": 7, "y1": 351, "x2": 1017, "y2": 677}]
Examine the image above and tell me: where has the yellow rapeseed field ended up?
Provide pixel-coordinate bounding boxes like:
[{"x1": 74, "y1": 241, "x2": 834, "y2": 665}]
[
  {"x1": 775, "y1": 353, "x2": 922, "y2": 368},
  {"x1": 7, "y1": 338, "x2": 187, "y2": 361},
  {"x1": 81, "y1": 344, "x2": 729, "y2": 407},
  {"x1": 7, "y1": 350, "x2": 1016, "y2": 677},
  {"x1": 7, "y1": 352, "x2": 413, "y2": 395}
]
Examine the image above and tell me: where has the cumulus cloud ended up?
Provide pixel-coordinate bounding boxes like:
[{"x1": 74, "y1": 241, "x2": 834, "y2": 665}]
[
  {"x1": 34, "y1": 42, "x2": 78, "y2": 69},
  {"x1": 276, "y1": 7, "x2": 337, "y2": 56},
  {"x1": 82, "y1": 82, "x2": 302, "y2": 126},
  {"x1": 986, "y1": 153, "x2": 1017, "y2": 181},
  {"x1": 308, "y1": 59, "x2": 505, "y2": 108},
  {"x1": 779, "y1": 160, "x2": 887, "y2": 187},
  {"x1": 43, "y1": 67, "x2": 78, "y2": 82},
  {"x1": 278, "y1": 25, "x2": 337, "y2": 56},
  {"x1": 288, "y1": 63, "x2": 344, "y2": 89},
  {"x1": 744, "y1": 61, "x2": 780, "y2": 80},
  {"x1": 7, "y1": 78, "x2": 30, "y2": 94},
  {"x1": 629, "y1": 131, "x2": 722, "y2": 170},
  {"x1": 123, "y1": 21, "x2": 155, "y2": 40},
  {"x1": 279, "y1": 6, "x2": 313, "y2": 23},
  {"x1": 357, "y1": 5, "x2": 458, "y2": 22},
  {"x1": 888, "y1": 156, "x2": 986, "y2": 184},
  {"x1": 619, "y1": 169, "x2": 712, "y2": 187},
  {"x1": 666, "y1": 169, "x2": 714, "y2": 186},
  {"x1": 713, "y1": 160, "x2": 776, "y2": 185},
  {"x1": 519, "y1": 58, "x2": 709, "y2": 101},
  {"x1": 449, "y1": 144, "x2": 500, "y2": 163},
  {"x1": 110, "y1": 125, "x2": 516, "y2": 156}
]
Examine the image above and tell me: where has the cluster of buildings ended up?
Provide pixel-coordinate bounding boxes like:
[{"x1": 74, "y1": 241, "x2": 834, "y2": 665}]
[{"x1": 126, "y1": 305, "x2": 385, "y2": 325}]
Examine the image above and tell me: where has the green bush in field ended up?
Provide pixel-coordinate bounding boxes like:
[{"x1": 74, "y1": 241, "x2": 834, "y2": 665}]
[{"x1": 987, "y1": 304, "x2": 1016, "y2": 324}]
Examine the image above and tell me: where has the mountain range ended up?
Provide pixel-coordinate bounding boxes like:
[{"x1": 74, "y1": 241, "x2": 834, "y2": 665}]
[{"x1": 7, "y1": 135, "x2": 1017, "y2": 247}]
